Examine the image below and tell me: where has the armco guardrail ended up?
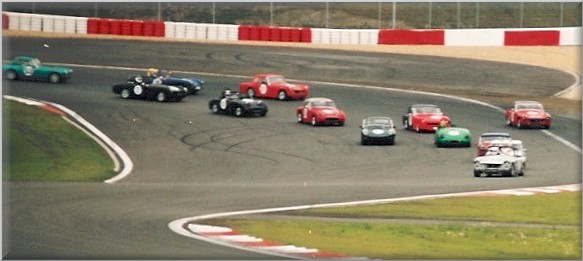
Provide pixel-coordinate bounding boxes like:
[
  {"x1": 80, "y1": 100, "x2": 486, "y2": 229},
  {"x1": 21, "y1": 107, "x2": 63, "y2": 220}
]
[{"x1": 2, "y1": 11, "x2": 581, "y2": 46}]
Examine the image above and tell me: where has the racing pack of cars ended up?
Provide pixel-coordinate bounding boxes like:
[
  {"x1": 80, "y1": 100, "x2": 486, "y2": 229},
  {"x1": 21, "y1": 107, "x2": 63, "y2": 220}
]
[{"x1": 4, "y1": 56, "x2": 548, "y2": 178}]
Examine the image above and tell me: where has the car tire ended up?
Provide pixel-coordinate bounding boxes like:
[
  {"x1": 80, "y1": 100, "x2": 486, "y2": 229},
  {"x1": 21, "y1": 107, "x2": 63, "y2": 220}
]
[
  {"x1": 473, "y1": 170, "x2": 481, "y2": 177},
  {"x1": 506, "y1": 117, "x2": 512, "y2": 126},
  {"x1": 297, "y1": 113, "x2": 303, "y2": 123},
  {"x1": 234, "y1": 107, "x2": 243, "y2": 117},
  {"x1": 311, "y1": 116, "x2": 317, "y2": 126},
  {"x1": 415, "y1": 125, "x2": 420, "y2": 133},
  {"x1": 403, "y1": 119, "x2": 409, "y2": 130},
  {"x1": 516, "y1": 120, "x2": 522, "y2": 129},
  {"x1": 48, "y1": 73, "x2": 61, "y2": 83},
  {"x1": 277, "y1": 90, "x2": 287, "y2": 101},
  {"x1": 156, "y1": 92, "x2": 166, "y2": 102},
  {"x1": 120, "y1": 89, "x2": 130, "y2": 99},
  {"x1": 246, "y1": 88, "x2": 255, "y2": 98},
  {"x1": 4, "y1": 70, "x2": 17, "y2": 80},
  {"x1": 510, "y1": 165, "x2": 518, "y2": 177},
  {"x1": 210, "y1": 103, "x2": 219, "y2": 114}
]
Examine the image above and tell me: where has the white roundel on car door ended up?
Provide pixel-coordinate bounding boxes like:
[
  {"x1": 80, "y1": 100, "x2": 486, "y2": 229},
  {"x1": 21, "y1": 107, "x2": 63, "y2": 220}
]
[
  {"x1": 133, "y1": 85, "x2": 143, "y2": 95},
  {"x1": 220, "y1": 98, "x2": 228, "y2": 110},
  {"x1": 259, "y1": 84, "x2": 268, "y2": 95}
]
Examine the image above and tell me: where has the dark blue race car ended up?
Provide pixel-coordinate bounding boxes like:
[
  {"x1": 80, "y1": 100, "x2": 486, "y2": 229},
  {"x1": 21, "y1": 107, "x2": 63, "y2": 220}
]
[{"x1": 127, "y1": 68, "x2": 205, "y2": 95}]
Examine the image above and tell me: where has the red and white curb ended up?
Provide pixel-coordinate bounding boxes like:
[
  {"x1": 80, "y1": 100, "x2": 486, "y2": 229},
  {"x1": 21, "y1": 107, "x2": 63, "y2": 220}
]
[
  {"x1": 3, "y1": 95, "x2": 133, "y2": 183},
  {"x1": 169, "y1": 184, "x2": 580, "y2": 259}
]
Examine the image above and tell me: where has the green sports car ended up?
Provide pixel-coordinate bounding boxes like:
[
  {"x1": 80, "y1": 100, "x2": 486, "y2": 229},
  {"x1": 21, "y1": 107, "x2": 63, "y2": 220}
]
[
  {"x1": 3, "y1": 56, "x2": 73, "y2": 83},
  {"x1": 434, "y1": 126, "x2": 471, "y2": 147}
]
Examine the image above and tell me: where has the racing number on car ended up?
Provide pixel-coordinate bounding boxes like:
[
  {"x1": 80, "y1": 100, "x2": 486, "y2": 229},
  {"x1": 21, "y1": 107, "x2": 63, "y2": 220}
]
[
  {"x1": 220, "y1": 98, "x2": 228, "y2": 110},
  {"x1": 23, "y1": 65, "x2": 34, "y2": 76},
  {"x1": 133, "y1": 85, "x2": 143, "y2": 95},
  {"x1": 303, "y1": 108, "x2": 308, "y2": 120},
  {"x1": 259, "y1": 84, "x2": 268, "y2": 95}
]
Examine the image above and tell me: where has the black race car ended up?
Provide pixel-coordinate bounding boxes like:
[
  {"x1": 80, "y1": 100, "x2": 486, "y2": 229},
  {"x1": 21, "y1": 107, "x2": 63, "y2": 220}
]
[
  {"x1": 127, "y1": 69, "x2": 204, "y2": 95},
  {"x1": 209, "y1": 91, "x2": 268, "y2": 117},
  {"x1": 112, "y1": 77, "x2": 188, "y2": 102}
]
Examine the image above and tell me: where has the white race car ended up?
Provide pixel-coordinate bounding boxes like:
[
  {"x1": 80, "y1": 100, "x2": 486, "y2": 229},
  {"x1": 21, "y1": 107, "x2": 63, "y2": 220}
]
[{"x1": 473, "y1": 141, "x2": 526, "y2": 177}]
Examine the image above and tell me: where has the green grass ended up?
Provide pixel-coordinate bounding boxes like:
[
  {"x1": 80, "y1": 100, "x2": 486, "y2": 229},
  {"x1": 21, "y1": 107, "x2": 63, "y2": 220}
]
[
  {"x1": 3, "y1": 100, "x2": 116, "y2": 181},
  {"x1": 203, "y1": 192, "x2": 581, "y2": 259}
]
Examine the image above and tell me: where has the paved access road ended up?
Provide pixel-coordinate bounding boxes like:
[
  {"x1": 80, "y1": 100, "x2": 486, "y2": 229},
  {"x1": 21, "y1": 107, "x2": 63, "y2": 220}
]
[{"x1": 2, "y1": 37, "x2": 580, "y2": 259}]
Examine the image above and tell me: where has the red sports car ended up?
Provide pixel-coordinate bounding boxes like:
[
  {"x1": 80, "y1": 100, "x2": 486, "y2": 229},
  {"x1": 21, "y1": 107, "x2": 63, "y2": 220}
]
[
  {"x1": 504, "y1": 101, "x2": 551, "y2": 129},
  {"x1": 239, "y1": 74, "x2": 309, "y2": 100},
  {"x1": 476, "y1": 132, "x2": 512, "y2": 156},
  {"x1": 296, "y1": 97, "x2": 345, "y2": 126},
  {"x1": 402, "y1": 104, "x2": 450, "y2": 132}
]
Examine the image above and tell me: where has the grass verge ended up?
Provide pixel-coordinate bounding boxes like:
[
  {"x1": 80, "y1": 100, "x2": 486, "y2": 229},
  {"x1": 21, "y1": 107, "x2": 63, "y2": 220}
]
[
  {"x1": 3, "y1": 100, "x2": 116, "y2": 181},
  {"x1": 202, "y1": 192, "x2": 581, "y2": 259}
]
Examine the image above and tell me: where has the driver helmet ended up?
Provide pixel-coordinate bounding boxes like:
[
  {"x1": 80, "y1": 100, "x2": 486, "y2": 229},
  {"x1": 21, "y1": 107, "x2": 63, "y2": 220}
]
[
  {"x1": 439, "y1": 119, "x2": 448, "y2": 128},
  {"x1": 224, "y1": 88, "x2": 232, "y2": 96},
  {"x1": 147, "y1": 68, "x2": 159, "y2": 77},
  {"x1": 135, "y1": 75, "x2": 143, "y2": 83},
  {"x1": 153, "y1": 77, "x2": 163, "y2": 85}
]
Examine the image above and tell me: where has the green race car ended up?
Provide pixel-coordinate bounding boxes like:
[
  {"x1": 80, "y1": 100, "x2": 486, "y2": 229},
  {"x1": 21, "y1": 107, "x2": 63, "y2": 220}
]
[
  {"x1": 3, "y1": 56, "x2": 73, "y2": 83},
  {"x1": 434, "y1": 126, "x2": 471, "y2": 147}
]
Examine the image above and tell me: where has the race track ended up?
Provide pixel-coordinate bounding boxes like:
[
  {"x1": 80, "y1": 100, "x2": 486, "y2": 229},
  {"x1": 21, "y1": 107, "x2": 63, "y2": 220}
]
[{"x1": 2, "y1": 37, "x2": 581, "y2": 259}]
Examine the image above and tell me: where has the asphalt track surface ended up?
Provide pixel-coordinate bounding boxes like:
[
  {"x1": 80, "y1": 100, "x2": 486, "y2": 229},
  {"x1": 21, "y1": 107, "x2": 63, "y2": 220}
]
[{"x1": 2, "y1": 37, "x2": 581, "y2": 259}]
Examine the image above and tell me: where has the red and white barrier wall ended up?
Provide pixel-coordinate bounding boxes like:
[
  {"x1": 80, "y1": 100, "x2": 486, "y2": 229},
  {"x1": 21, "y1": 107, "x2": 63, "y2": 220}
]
[{"x1": 2, "y1": 12, "x2": 581, "y2": 46}]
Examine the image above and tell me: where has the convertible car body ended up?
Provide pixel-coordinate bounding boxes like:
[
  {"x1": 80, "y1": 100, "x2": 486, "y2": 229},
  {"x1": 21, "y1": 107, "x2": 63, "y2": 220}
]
[
  {"x1": 239, "y1": 74, "x2": 309, "y2": 100},
  {"x1": 360, "y1": 116, "x2": 396, "y2": 145},
  {"x1": 127, "y1": 68, "x2": 205, "y2": 95},
  {"x1": 296, "y1": 97, "x2": 345, "y2": 126},
  {"x1": 476, "y1": 132, "x2": 512, "y2": 156},
  {"x1": 112, "y1": 80, "x2": 188, "y2": 102},
  {"x1": 3, "y1": 56, "x2": 73, "y2": 83},
  {"x1": 434, "y1": 126, "x2": 471, "y2": 147},
  {"x1": 402, "y1": 104, "x2": 450, "y2": 132},
  {"x1": 473, "y1": 143, "x2": 526, "y2": 177},
  {"x1": 209, "y1": 92, "x2": 268, "y2": 117},
  {"x1": 504, "y1": 101, "x2": 551, "y2": 129}
]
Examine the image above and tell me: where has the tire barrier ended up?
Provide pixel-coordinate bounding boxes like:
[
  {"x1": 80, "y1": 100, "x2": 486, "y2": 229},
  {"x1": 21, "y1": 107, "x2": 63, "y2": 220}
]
[
  {"x1": 2, "y1": 12, "x2": 579, "y2": 46},
  {"x1": 378, "y1": 29, "x2": 445, "y2": 45}
]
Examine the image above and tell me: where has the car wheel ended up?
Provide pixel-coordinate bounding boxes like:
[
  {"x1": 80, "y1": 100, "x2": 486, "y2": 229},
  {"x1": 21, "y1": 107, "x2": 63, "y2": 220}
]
[
  {"x1": 415, "y1": 125, "x2": 420, "y2": 133},
  {"x1": 120, "y1": 89, "x2": 130, "y2": 99},
  {"x1": 246, "y1": 88, "x2": 255, "y2": 98},
  {"x1": 210, "y1": 103, "x2": 219, "y2": 113},
  {"x1": 473, "y1": 170, "x2": 481, "y2": 177},
  {"x1": 510, "y1": 165, "x2": 518, "y2": 177},
  {"x1": 5, "y1": 70, "x2": 17, "y2": 80},
  {"x1": 277, "y1": 90, "x2": 287, "y2": 101},
  {"x1": 234, "y1": 107, "x2": 243, "y2": 117},
  {"x1": 516, "y1": 120, "x2": 522, "y2": 129},
  {"x1": 506, "y1": 117, "x2": 512, "y2": 126},
  {"x1": 361, "y1": 139, "x2": 368, "y2": 145},
  {"x1": 48, "y1": 73, "x2": 61, "y2": 83},
  {"x1": 260, "y1": 111, "x2": 267, "y2": 117},
  {"x1": 156, "y1": 92, "x2": 166, "y2": 102},
  {"x1": 311, "y1": 116, "x2": 317, "y2": 126},
  {"x1": 297, "y1": 113, "x2": 303, "y2": 123},
  {"x1": 338, "y1": 121, "x2": 344, "y2": 126},
  {"x1": 403, "y1": 119, "x2": 409, "y2": 130}
]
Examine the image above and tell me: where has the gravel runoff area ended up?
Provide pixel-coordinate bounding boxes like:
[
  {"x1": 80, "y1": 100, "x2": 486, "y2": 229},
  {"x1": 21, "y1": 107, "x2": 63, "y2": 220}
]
[{"x1": 4, "y1": 30, "x2": 581, "y2": 118}]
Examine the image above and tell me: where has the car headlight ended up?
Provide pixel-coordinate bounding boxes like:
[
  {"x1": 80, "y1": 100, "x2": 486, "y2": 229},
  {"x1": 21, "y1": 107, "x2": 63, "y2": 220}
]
[
  {"x1": 474, "y1": 161, "x2": 484, "y2": 169},
  {"x1": 362, "y1": 129, "x2": 370, "y2": 135},
  {"x1": 502, "y1": 162, "x2": 512, "y2": 170}
]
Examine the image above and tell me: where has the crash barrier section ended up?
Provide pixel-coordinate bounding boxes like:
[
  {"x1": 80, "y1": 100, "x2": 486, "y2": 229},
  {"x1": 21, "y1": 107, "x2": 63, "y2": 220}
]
[
  {"x1": 2, "y1": 12, "x2": 581, "y2": 46},
  {"x1": 237, "y1": 25, "x2": 311, "y2": 43},
  {"x1": 378, "y1": 29, "x2": 445, "y2": 45}
]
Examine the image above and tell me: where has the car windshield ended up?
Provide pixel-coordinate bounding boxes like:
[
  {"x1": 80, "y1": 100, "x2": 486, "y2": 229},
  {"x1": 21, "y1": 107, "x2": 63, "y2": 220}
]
[
  {"x1": 516, "y1": 103, "x2": 543, "y2": 110},
  {"x1": 367, "y1": 118, "x2": 393, "y2": 127},
  {"x1": 267, "y1": 75, "x2": 286, "y2": 84},
  {"x1": 413, "y1": 106, "x2": 440, "y2": 113},
  {"x1": 366, "y1": 124, "x2": 388, "y2": 130},
  {"x1": 480, "y1": 135, "x2": 511, "y2": 142},
  {"x1": 311, "y1": 100, "x2": 336, "y2": 107}
]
